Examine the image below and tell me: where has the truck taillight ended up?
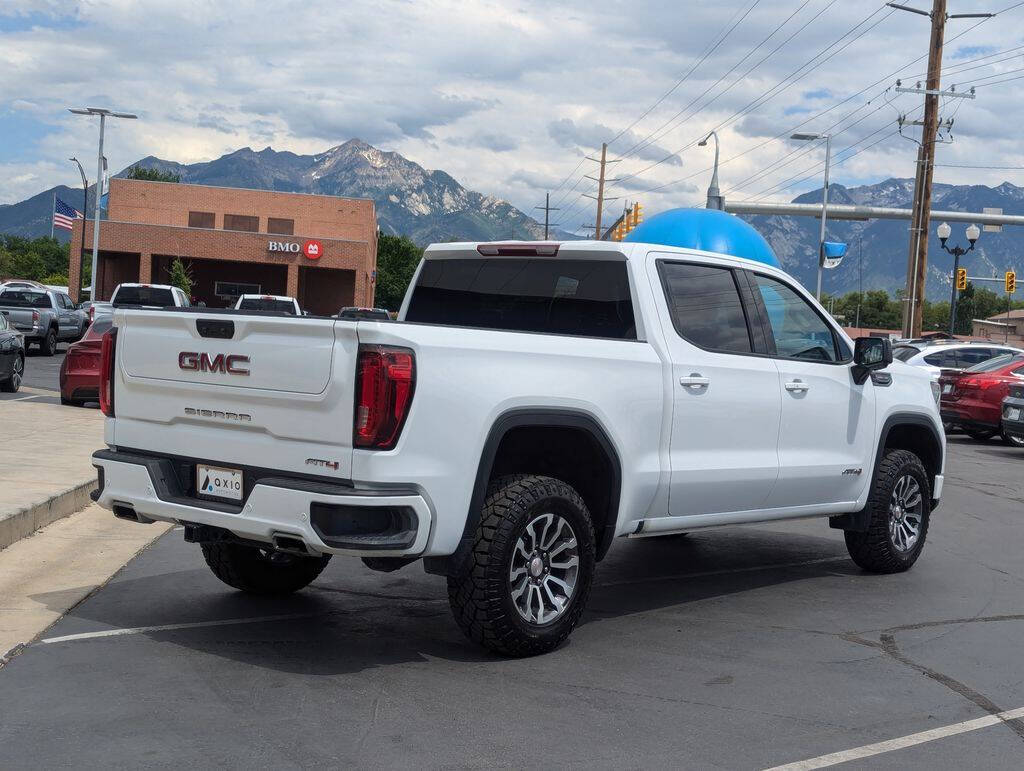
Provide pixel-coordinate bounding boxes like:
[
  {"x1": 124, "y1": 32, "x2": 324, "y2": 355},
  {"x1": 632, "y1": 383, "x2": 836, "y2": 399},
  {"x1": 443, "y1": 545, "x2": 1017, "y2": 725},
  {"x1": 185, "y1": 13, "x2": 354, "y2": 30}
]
[
  {"x1": 32, "y1": 310, "x2": 39, "y2": 324},
  {"x1": 89, "y1": 305, "x2": 96, "y2": 323},
  {"x1": 354, "y1": 345, "x2": 415, "y2": 449},
  {"x1": 99, "y1": 327, "x2": 117, "y2": 417}
]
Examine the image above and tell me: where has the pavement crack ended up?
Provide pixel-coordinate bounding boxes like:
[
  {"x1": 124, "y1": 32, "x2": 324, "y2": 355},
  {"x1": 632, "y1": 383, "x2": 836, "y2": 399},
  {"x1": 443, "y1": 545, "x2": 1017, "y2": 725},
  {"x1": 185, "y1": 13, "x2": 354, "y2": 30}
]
[{"x1": 843, "y1": 630, "x2": 1024, "y2": 742}]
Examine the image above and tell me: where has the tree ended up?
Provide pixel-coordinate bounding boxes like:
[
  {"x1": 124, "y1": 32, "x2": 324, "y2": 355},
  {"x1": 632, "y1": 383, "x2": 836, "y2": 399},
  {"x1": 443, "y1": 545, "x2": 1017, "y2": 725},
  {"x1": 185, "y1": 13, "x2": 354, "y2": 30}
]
[
  {"x1": 168, "y1": 258, "x2": 193, "y2": 297},
  {"x1": 125, "y1": 165, "x2": 181, "y2": 183},
  {"x1": 374, "y1": 232, "x2": 423, "y2": 310},
  {"x1": 0, "y1": 236, "x2": 70, "y2": 283}
]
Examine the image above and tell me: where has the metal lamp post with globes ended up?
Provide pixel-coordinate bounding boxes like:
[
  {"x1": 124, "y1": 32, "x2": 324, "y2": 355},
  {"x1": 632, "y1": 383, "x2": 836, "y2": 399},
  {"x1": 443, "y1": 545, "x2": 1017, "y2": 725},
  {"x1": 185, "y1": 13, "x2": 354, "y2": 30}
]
[{"x1": 937, "y1": 221, "x2": 980, "y2": 336}]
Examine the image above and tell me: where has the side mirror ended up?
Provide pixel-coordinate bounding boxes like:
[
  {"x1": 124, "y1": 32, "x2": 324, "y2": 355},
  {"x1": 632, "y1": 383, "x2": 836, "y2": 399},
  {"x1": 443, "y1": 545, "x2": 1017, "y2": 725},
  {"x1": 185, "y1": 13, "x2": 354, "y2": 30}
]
[{"x1": 852, "y1": 336, "x2": 892, "y2": 385}]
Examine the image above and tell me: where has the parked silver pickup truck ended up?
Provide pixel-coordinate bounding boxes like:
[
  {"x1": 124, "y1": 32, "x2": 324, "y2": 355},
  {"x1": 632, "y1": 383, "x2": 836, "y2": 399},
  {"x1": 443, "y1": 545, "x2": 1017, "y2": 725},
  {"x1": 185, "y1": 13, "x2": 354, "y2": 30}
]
[{"x1": 0, "y1": 287, "x2": 87, "y2": 355}]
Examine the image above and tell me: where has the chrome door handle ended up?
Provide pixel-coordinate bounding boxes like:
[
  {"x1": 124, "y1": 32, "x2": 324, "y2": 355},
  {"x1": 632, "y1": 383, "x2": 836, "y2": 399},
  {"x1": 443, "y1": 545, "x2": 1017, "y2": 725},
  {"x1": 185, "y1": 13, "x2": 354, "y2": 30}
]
[
  {"x1": 785, "y1": 379, "x2": 809, "y2": 392},
  {"x1": 679, "y1": 374, "x2": 710, "y2": 389}
]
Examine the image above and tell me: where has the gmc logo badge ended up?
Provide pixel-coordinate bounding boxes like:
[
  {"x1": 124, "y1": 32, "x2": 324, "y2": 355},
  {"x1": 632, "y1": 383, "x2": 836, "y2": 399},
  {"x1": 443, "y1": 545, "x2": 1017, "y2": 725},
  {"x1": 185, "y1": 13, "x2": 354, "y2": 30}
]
[{"x1": 178, "y1": 352, "x2": 250, "y2": 376}]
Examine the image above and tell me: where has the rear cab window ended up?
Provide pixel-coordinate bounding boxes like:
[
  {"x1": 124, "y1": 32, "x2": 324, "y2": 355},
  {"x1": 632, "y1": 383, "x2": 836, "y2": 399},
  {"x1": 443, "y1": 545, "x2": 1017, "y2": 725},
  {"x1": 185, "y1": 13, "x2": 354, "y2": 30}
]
[
  {"x1": 238, "y1": 298, "x2": 298, "y2": 314},
  {"x1": 405, "y1": 258, "x2": 636, "y2": 339},
  {"x1": 0, "y1": 290, "x2": 51, "y2": 308},
  {"x1": 111, "y1": 286, "x2": 176, "y2": 308}
]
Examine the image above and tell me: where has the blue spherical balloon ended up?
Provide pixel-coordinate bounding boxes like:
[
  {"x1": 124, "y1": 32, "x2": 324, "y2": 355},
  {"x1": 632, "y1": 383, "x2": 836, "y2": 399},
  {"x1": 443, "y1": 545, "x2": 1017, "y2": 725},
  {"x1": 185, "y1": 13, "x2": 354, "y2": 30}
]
[{"x1": 623, "y1": 207, "x2": 780, "y2": 268}]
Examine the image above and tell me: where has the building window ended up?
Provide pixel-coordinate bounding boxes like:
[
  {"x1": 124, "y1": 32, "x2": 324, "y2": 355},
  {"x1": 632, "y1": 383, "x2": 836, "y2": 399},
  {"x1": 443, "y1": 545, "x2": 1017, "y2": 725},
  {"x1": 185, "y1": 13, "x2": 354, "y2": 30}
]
[
  {"x1": 188, "y1": 211, "x2": 215, "y2": 229},
  {"x1": 267, "y1": 217, "x2": 294, "y2": 235},
  {"x1": 223, "y1": 214, "x2": 259, "y2": 233}
]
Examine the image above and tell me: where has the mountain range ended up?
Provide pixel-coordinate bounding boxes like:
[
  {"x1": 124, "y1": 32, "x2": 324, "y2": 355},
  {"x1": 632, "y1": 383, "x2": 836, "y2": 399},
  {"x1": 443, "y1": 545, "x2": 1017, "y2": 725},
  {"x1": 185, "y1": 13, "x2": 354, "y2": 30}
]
[
  {"x1": 0, "y1": 139, "x2": 570, "y2": 246},
  {"x1": 3, "y1": 139, "x2": 1022, "y2": 299},
  {"x1": 742, "y1": 178, "x2": 1024, "y2": 300}
]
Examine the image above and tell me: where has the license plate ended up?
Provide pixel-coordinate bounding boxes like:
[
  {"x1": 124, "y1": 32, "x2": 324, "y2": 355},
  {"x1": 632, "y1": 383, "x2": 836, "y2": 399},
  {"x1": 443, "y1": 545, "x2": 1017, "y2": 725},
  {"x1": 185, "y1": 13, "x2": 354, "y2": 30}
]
[
  {"x1": 1006, "y1": 407, "x2": 1022, "y2": 422},
  {"x1": 942, "y1": 383, "x2": 953, "y2": 394},
  {"x1": 196, "y1": 464, "x2": 243, "y2": 501}
]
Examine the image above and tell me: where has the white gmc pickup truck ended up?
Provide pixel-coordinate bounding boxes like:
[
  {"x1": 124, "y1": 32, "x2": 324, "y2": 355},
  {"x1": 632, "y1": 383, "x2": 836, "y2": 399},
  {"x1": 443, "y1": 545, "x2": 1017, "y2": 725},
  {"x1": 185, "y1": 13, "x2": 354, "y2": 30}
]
[{"x1": 92, "y1": 240, "x2": 945, "y2": 656}]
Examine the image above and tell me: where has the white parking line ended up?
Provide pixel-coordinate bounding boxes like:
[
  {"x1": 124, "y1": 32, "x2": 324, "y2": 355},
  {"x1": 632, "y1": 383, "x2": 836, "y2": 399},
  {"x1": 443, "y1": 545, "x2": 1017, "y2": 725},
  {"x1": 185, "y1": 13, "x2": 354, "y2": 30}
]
[
  {"x1": 766, "y1": 706, "x2": 1024, "y2": 770},
  {"x1": 39, "y1": 612, "x2": 321, "y2": 645}
]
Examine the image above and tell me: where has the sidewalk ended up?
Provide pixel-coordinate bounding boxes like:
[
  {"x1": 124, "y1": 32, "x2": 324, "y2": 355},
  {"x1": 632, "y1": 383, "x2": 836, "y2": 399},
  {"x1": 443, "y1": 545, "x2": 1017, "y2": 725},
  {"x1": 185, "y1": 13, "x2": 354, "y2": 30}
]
[
  {"x1": 0, "y1": 400, "x2": 105, "y2": 550},
  {"x1": 0, "y1": 505, "x2": 171, "y2": 660}
]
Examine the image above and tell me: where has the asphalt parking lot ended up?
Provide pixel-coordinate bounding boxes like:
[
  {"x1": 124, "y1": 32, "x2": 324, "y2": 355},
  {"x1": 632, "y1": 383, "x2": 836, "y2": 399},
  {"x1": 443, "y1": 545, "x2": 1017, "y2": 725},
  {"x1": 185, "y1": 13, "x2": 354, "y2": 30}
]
[
  {"x1": 2, "y1": 347, "x2": 75, "y2": 406},
  {"x1": 1, "y1": 437, "x2": 1021, "y2": 769}
]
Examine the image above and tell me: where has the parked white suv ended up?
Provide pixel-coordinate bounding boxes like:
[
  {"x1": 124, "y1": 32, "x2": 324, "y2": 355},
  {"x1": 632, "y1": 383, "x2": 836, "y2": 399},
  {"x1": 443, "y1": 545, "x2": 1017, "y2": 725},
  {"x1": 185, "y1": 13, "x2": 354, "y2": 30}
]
[
  {"x1": 894, "y1": 340, "x2": 1023, "y2": 377},
  {"x1": 91, "y1": 240, "x2": 944, "y2": 656}
]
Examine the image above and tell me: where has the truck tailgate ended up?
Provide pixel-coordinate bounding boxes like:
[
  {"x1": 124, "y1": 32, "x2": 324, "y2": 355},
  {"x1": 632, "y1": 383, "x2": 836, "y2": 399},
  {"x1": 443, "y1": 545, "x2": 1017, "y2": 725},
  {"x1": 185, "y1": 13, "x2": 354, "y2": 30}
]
[
  {"x1": 111, "y1": 310, "x2": 358, "y2": 478},
  {"x1": 0, "y1": 308, "x2": 38, "y2": 332}
]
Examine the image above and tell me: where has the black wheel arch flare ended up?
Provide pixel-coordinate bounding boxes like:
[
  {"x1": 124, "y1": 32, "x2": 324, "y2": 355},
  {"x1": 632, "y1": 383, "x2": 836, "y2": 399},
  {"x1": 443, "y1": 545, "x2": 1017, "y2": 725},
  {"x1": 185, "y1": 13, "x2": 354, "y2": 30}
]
[{"x1": 426, "y1": 408, "x2": 623, "y2": 577}]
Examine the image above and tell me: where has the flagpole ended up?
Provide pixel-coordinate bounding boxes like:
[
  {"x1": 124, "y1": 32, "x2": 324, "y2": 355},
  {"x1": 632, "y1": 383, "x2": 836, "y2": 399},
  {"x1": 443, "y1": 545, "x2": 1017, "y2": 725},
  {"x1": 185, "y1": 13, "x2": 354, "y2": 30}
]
[{"x1": 50, "y1": 192, "x2": 55, "y2": 239}]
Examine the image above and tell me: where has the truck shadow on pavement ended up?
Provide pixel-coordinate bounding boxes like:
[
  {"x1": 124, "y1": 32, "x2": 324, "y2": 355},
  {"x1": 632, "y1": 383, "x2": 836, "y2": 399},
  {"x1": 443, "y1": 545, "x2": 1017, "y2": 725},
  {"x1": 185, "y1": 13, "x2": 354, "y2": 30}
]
[{"x1": 32, "y1": 526, "x2": 857, "y2": 676}]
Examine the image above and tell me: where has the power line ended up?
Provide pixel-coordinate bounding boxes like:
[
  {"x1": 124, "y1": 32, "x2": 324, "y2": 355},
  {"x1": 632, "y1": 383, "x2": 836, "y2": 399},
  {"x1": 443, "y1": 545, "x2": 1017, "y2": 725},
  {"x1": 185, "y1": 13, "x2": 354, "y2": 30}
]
[
  {"x1": 619, "y1": 4, "x2": 1008, "y2": 202},
  {"x1": 724, "y1": 88, "x2": 902, "y2": 194},
  {"x1": 607, "y1": 0, "x2": 763, "y2": 147},
  {"x1": 612, "y1": 3, "x2": 896, "y2": 190},
  {"x1": 541, "y1": 0, "x2": 762, "y2": 217},
  {"x1": 553, "y1": 0, "x2": 1022, "y2": 228},
  {"x1": 615, "y1": 0, "x2": 823, "y2": 162}
]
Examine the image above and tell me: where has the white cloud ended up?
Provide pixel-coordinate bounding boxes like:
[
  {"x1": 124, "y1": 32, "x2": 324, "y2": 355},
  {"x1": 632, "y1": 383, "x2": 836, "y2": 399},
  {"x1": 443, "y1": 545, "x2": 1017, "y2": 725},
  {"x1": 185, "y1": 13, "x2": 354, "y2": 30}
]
[{"x1": 1, "y1": 0, "x2": 1022, "y2": 231}]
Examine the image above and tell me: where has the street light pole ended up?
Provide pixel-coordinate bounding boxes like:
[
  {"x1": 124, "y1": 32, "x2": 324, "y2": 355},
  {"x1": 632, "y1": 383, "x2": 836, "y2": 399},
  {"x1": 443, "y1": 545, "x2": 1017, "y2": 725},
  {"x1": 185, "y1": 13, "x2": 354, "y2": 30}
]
[
  {"x1": 792, "y1": 133, "x2": 831, "y2": 301},
  {"x1": 937, "y1": 221, "x2": 979, "y2": 335},
  {"x1": 68, "y1": 107, "x2": 137, "y2": 300},
  {"x1": 68, "y1": 157, "x2": 88, "y2": 300},
  {"x1": 698, "y1": 131, "x2": 723, "y2": 210}
]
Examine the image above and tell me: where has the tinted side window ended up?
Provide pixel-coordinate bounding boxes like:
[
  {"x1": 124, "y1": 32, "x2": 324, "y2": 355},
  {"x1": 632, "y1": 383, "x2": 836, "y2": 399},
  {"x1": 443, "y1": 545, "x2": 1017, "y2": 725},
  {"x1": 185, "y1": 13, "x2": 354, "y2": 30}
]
[
  {"x1": 924, "y1": 350, "x2": 958, "y2": 368},
  {"x1": 406, "y1": 258, "x2": 635, "y2": 339},
  {"x1": 754, "y1": 274, "x2": 841, "y2": 362},
  {"x1": 957, "y1": 348, "x2": 993, "y2": 367},
  {"x1": 659, "y1": 263, "x2": 752, "y2": 353}
]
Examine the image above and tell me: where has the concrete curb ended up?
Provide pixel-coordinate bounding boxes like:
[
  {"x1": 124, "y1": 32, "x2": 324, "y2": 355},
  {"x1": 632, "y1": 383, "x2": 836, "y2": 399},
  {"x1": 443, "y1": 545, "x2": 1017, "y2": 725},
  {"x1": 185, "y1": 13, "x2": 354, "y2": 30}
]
[{"x1": 0, "y1": 480, "x2": 98, "y2": 552}]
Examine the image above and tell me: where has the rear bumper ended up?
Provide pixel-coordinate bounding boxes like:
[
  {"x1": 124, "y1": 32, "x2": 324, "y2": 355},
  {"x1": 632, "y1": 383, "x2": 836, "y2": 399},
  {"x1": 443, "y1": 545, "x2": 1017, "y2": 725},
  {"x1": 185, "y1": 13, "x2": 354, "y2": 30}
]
[
  {"x1": 1002, "y1": 396, "x2": 1024, "y2": 437},
  {"x1": 940, "y1": 409, "x2": 1001, "y2": 431},
  {"x1": 91, "y1": 449, "x2": 433, "y2": 557}
]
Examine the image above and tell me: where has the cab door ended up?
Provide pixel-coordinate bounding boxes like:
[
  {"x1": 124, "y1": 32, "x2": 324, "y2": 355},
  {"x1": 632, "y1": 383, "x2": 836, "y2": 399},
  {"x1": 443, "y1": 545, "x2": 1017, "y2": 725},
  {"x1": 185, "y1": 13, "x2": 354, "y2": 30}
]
[
  {"x1": 651, "y1": 256, "x2": 782, "y2": 517},
  {"x1": 746, "y1": 271, "x2": 876, "y2": 508},
  {"x1": 56, "y1": 293, "x2": 77, "y2": 338}
]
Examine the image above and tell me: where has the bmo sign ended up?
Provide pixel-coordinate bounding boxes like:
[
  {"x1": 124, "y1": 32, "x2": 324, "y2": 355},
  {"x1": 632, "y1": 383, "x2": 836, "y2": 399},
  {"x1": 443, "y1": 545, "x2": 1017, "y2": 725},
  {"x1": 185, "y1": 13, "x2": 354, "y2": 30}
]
[{"x1": 268, "y1": 239, "x2": 323, "y2": 260}]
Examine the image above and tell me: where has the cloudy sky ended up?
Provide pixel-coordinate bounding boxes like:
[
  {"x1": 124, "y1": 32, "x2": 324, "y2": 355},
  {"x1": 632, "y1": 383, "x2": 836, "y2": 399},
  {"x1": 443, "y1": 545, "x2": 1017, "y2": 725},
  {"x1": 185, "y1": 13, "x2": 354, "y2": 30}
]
[{"x1": 2, "y1": 0, "x2": 1023, "y2": 232}]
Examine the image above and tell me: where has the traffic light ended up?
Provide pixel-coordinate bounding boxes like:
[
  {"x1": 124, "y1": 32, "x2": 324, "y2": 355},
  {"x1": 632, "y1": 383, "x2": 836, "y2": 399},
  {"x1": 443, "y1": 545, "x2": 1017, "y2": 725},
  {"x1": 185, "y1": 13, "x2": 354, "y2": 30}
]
[
  {"x1": 1006, "y1": 270, "x2": 1017, "y2": 294},
  {"x1": 956, "y1": 267, "x2": 967, "y2": 291},
  {"x1": 632, "y1": 203, "x2": 643, "y2": 229}
]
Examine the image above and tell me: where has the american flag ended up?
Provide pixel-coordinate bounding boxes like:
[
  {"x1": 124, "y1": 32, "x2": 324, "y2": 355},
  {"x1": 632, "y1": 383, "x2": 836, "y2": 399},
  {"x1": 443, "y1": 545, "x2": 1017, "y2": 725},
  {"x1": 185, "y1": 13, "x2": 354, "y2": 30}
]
[{"x1": 53, "y1": 197, "x2": 83, "y2": 231}]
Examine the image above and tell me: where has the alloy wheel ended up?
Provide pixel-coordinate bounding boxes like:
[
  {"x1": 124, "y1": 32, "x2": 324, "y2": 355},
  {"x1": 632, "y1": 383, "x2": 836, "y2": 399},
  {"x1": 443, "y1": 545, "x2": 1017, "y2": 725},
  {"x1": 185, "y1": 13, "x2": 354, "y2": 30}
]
[
  {"x1": 11, "y1": 355, "x2": 23, "y2": 390},
  {"x1": 509, "y1": 512, "x2": 579, "y2": 625},
  {"x1": 889, "y1": 474, "x2": 923, "y2": 553}
]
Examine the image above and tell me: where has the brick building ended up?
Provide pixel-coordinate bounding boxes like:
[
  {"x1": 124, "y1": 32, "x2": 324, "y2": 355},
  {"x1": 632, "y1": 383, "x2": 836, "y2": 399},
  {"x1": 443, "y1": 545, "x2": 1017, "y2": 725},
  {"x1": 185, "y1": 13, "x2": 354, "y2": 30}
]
[{"x1": 69, "y1": 179, "x2": 378, "y2": 314}]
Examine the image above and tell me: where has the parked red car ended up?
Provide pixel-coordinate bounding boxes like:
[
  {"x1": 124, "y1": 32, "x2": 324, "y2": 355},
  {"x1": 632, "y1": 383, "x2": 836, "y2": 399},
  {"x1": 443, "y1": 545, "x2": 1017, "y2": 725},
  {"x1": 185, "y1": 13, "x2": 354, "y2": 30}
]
[
  {"x1": 59, "y1": 318, "x2": 113, "y2": 406},
  {"x1": 939, "y1": 352, "x2": 1024, "y2": 446}
]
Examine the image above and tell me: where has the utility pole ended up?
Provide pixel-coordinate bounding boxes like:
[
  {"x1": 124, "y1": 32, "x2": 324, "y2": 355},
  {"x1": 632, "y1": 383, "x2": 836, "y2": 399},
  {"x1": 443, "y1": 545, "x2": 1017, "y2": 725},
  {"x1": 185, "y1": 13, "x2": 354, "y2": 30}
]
[
  {"x1": 890, "y1": 0, "x2": 991, "y2": 337},
  {"x1": 534, "y1": 193, "x2": 560, "y2": 240},
  {"x1": 583, "y1": 143, "x2": 619, "y2": 240}
]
